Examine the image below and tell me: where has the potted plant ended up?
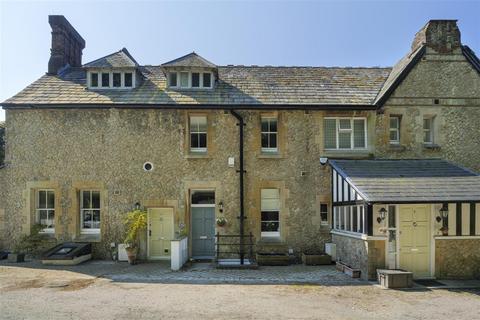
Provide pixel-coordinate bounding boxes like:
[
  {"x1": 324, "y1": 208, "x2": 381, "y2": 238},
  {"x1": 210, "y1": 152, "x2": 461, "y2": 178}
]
[
  {"x1": 123, "y1": 208, "x2": 147, "y2": 265},
  {"x1": 9, "y1": 224, "x2": 48, "y2": 262},
  {"x1": 216, "y1": 216, "x2": 227, "y2": 227},
  {"x1": 440, "y1": 226, "x2": 449, "y2": 236},
  {"x1": 302, "y1": 249, "x2": 332, "y2": 266}
]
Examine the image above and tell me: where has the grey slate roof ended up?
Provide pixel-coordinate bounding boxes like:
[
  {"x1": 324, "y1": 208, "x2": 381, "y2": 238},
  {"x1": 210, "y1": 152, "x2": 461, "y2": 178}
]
[
  {"x1": 161, "y1": 52, "x2": 217, "y2": 68},
  {"x1": 2, "y1": 65, "x2": 391, "y2": 106},
  {"x1": 330, "y1": 159, "x2": 480, "y2": 203},
  {"x1": 83, "y1": 48, "x2": 138, "y2": 68}
]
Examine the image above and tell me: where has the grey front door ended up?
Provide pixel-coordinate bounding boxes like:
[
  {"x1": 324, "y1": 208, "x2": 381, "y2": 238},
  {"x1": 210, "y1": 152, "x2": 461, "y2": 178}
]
[{"x1": 191, "y1": 206, "x2": 215, "y2": 259}]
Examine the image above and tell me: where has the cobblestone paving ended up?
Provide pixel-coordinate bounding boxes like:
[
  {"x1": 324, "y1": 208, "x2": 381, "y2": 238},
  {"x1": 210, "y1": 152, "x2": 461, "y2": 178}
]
[{"x1": 0, "y1": 259, "x2": 364, "y2": 285}]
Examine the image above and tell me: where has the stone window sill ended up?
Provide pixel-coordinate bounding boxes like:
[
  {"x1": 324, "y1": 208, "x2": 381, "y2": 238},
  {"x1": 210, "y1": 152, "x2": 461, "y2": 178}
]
[
  {"x1": 389, "y1": 144, "x2": 406, "y2": 151},
  {"x1": 423, "y1": 144, "x2": 441, "y2": 150},
  {"x1": 322, "y1": 150, "x2": 372, "y2": 159},
  {"x1": 76, "y1": 233, "x2": 101, "y2": 243},
  {"x1": 185, "y1": 153, "x2": 211, "y2": 159},
  {"x1": 258, "y1": 152, "x2": 283, "y2": 159}
]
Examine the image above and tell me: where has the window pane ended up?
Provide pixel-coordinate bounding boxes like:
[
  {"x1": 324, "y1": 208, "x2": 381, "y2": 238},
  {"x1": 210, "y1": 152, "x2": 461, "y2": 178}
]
[
  {"x1": 92, "y1": 191, "x2": 100, "y2": 209},
  {"x1": 192, "y1": 73, "x2": 200, "y2": 87},
  {"x1": 390, "y1": 117, "x2": 398, "y2": 129},
  {"x1": 113, "y1": 73, "x2": 121, "y2": 87},
  {"x1": 261, "y1": 211, "x2": 279, "y2": 221},
  {"x1": 169, "y1": 72, "x2": 177, "y2": 87},
  {"x1": 353, "y1": 119, "x2": 366, "y2": 148},
  {"x1": 124, "y1": 73, "x2": 133, "y2": 87},
  {"x1": 90, "y1": 73, "x2": 98, "y2": 87},
  {"x1": 199, "y1": 133, "x2": 207, "y2": 148},
  {"x1": 190, "y1": 116, "x2": 207, "y2": 132},
  {"x1": 47, "y1": 210, "x2": 55, "y2": 228},
  {"x1": 261, "y1": 189, "x2": 280, "y2": 211},
  {"x1": 320, "y1": 204, "x2": 328, "y2": 222},
  {"x1": 39, "y1": 210, "x2": 49, "y2": 226},
  {"x1": 345, "y1": 207, "x2": 351, "y2": 231},
  {"x1": 269, "y1": 119, "x2": 278, "y2": 132},
  {"x1": 339, "y1": 119, "x2": 351, "y2": 130},
  {"x1": 261, "y1": 133, "x2": 269, "y2": 148},
  {"x1": 82, "y1": 191, "x2": 91, "y2": 209},
  {"x1": 261, "y1": 221, "x2": 279, "y2": 232},
  {"x1": 390, "y1": 130, "x2": 398, "y2": 141},
  {"x1": 269, "y1": 133, "x2": 277, "y2": 148},
  {"x1": 101, "y1": 73, "x2": 110, "y2": 87},
  {"x1": 92, "y1": 210, "x2": 101, "y2": 229},
  {"x1": 359, "y1": 206, "x2": 364, "y2": 233},
  {"x1": 191, "y1": 133, "x2": 199, "y2": 148},
  {"x1": 191, "y1": 191, "x2": 215, "y2": 204},
  {"x1": 352, "y1": 206, "x2": 358, "y2": 231},
  {"x1": 203, "y1": 73, "x2": 211, "y2": 87},
  {"x1": 424, "y1": 131, "x2": 431, "y2": 143},
  {"x1": 324, "y1": 119, "x2": 336, "y2": 149},
  {"x1": 261, "y1": 118, "x2": 269, "y2": 132},
  {"x1": 83, "y1": 210, "x2": 92, "y2": 228},
  {"x1": 423, "y1": 118, "x2": 431, "y2": 130},
  {"x1": 38, "y1": 190, "x2": 46, "y2": 209},
  {"x1": 47, "y1": 191, "x2": 55, "y2": 208},
  {"x1": 180, "y1": 72, "x2": 189, "y2": 87},
  {"x1": 339, "y1": 132, "x2": 351, "y2": 149}
]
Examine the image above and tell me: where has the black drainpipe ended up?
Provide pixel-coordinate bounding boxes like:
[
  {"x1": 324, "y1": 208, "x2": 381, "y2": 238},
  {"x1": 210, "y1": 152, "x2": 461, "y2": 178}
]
[{"x1": 230, "y1": 110, "x2": 245, "y2": 265}]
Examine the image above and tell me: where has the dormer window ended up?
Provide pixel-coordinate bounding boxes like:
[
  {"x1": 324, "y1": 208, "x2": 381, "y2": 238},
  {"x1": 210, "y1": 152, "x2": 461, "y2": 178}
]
[
  {"x1": 167, "y1": 71, "x2": 214, "y2": 89},
  {"x1": 87, "y1": 70, "x2": 136, "y2": 89},
  {"x1": 90, "y1": 73, "x2": 98, "y2": 87},
  {"x1": 101, "y1": 72, "x2": 110, "y2": 87}
]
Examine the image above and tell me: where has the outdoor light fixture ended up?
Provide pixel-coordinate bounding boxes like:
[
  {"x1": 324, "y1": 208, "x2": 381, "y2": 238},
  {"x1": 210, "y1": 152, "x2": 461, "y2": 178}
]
[
  {"x1": 218, "y1": 201, "x2": 224, "y2": 213},
  {"x1": 319, "y1": 157, "x2": 328, "y2": 166},
  {"x1": 439, "y1": 204, "x2": 449, "y2": 219},
  {"x1": 134, "y1": 202, "x2": 141, "y2": 210},
  {"x1": 377, "y1": 207, "x2": 387, "y2": 223}
]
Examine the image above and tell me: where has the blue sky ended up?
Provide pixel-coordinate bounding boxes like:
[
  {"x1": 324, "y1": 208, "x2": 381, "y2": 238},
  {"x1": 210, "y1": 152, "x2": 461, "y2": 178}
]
[{"x1": 1, "y1": 0, "x2": 479, "y2": 121}]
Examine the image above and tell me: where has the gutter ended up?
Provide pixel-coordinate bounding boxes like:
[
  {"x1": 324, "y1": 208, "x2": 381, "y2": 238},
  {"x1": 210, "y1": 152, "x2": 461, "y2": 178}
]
[
  {"x1": 229, "y1": 110, "x2": 246, "y2": 265},
  {"x1": 1, "y1": 103, "x2": 377, "y2": 111}
]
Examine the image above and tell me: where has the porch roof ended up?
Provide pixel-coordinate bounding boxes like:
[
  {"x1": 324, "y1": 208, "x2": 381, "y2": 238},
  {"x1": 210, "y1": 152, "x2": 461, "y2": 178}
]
[{"x1": 329, "y1": 159, "x2": 480, "y2": 203}]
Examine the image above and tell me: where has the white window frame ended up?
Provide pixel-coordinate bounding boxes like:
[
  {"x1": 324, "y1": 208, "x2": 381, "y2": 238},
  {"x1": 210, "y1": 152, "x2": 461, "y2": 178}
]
[
  {"x1": 423, "y1": 116, "x2": 435, "y2": 144},
  {"x1": 80, "y1": 190, "x2": 101, "y2": 234},
  {"x1": 261, "y1": 116, "x2": 278, "y2": 153},
  {"x1": 88, "y1": 70, "x2": 136, "y2": 89},
  {"x1": 167, "y1": 71, "x2": 214, "y2": 89},
  {"x1": 389, "y1": 116, "x2": 400, "y2": 144},
  {"x1": 36, "y1": 189, "x2": 55, "y2": 233},
  {"x1": 320, "y1": 203, "x2": 329, "y2": 225},
  {"x1": 261, "y1": 189, "x2": 280, "y2": 238},
  {"x1": 324, "y1": 117, "x2": 368, "y2": 150},
  {"x1": 333, "y1": 205, "x2": 366, "y2": 234},
  {"x1": 189, "y1": 115, "x2": 208, "y2": 153}
]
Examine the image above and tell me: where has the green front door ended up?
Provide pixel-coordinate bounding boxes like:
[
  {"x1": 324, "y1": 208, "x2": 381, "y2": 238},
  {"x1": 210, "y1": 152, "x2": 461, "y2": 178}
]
[{"x1": 191, "y1": 206, "x2": 215, "y2": 259}]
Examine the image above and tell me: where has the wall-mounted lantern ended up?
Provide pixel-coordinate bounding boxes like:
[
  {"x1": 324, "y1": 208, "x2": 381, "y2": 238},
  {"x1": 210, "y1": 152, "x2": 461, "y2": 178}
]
[
  {"x1": 218, "y1": 201, "x2": 224, "y2": 213},
  {"x1": 134, "y1": 202, "x2": 141, "y2": 210},
  {"x1": 439, "y1": 204, "x2": 449, "y2": 219},
  {"x1": 377, "y1": 207, "x2": 387, "y2": 224}
]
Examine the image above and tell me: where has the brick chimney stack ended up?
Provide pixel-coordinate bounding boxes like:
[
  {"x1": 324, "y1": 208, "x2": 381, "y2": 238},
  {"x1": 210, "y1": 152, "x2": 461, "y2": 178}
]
[
  {"x1": 411, "y1": 20, "x2": 461, "y2": 54},
  {"x1": 47, "y1": 15, "x2": 86, "y2": 75}
]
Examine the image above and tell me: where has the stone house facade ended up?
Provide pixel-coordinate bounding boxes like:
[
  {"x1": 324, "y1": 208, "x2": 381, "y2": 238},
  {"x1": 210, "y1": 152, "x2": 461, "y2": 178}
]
[{"x1": 0, "y1": 16, "x2": 479, "y2": 279}]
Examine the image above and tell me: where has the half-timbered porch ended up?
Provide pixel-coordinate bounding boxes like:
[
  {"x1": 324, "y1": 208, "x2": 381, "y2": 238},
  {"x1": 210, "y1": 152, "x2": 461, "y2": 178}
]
[{"x1": 329, "y1": 159, "x2": 480, "y2": 280}]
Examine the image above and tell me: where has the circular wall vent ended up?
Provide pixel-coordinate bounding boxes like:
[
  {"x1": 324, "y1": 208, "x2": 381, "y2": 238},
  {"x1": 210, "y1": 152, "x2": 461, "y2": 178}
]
[{"x1": 143, "y1": 162, "x2": 154, "y2": 172}]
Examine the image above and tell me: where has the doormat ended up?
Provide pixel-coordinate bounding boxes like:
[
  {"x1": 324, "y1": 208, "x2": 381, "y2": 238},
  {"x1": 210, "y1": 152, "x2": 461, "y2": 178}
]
[{"x1": 414, "y1": 279, "x2": 446, "y2": 287}]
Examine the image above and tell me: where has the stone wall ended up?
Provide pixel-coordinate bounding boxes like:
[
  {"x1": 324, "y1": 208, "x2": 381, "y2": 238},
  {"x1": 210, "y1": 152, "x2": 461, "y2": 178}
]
[
  {"x1": 2, "y1": 108, "x2": 347, "y2": 258},
  {"x1": 435, "y1": 239, "x2": 480, "y2": 279},
  {"x1": 375, "y1": 46, "x2": 480, "y2": 173}
]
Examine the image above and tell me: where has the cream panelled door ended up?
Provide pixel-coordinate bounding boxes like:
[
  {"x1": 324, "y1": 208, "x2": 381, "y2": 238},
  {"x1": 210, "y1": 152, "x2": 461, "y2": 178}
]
[
  {"x1": 148, "y1": 208, "x2": 174, "y2": 259},
  {"x1": 399, "y1": 205, "x2": 431, "y2": 278}
]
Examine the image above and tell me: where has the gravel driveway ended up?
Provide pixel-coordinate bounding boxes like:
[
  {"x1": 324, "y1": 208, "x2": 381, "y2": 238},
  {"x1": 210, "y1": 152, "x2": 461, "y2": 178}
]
[{"x1": 1, "y1": 260, "x2": 479, "y2": 320}]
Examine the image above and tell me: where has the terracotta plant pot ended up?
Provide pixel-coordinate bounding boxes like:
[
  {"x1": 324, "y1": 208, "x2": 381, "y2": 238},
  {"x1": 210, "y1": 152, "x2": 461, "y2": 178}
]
[{"x1": 125, "y1": 247, "x2": 138, "y2": 265}]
